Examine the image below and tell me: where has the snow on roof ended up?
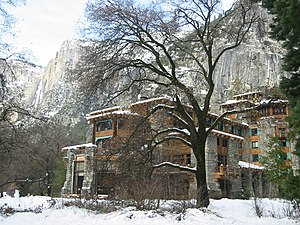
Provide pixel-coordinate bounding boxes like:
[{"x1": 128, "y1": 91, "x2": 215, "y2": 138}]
[
  {"x1": 260, "y1": 99, "x2": 288, "y2": 104},
  {"x1": 238, "y1": 161, "x2": 264, "y2": 170},
  {"x1": 86, "y1": 110, "x2": 142, "y2": 120},
  {"x1": 221, "y1": 99, "x2": 251, "y2": 106},
  {"x1": 130, "y1": 96, "x2": 172, "y2": 106},
  {"x1": 208, "y1": 128, "x2": 244, "y2": 140},
  {"x1": 89, "y1": 106, "x2": 120, "y2": 116},
  {"x1": 62, "y1": 143, "x2": 97, "y2": 151},
  {"x1": 233, "y1": 91, "x2": 262, "y2": 98},
  {"x1": 207, "y1": 112, "x2": 248, "y2": 127}
]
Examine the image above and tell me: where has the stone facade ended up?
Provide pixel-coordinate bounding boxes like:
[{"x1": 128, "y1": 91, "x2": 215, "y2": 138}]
[{"x1": 61, "y1": 94, "x2": 297, "y2": 200}]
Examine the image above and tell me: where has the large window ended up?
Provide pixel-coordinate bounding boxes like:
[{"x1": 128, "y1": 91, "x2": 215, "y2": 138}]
[
  {"x1": 96, "y1": 119, "x2": 112, "y2": 132},
  {"x1": 75, "y1": 161, "x2": 84, "y2": 171}
]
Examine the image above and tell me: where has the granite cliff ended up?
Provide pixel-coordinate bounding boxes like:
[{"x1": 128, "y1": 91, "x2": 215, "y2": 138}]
[{"x1": 13, "y1": 6, "x2": 289, "y2": 121}]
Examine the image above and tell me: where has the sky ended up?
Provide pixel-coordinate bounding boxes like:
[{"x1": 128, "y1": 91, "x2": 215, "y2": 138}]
[
  {"x1": 8, "y1": 0, "x2": 88, "y2": 66},
  {"x1": 7, "y1": 0, "x2": 234, "y2": 67}
]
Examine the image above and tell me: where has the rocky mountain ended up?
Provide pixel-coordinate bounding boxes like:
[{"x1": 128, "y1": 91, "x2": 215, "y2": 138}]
[{"x1": 12, "y1": 5, "x2": 289, "y2": 122}]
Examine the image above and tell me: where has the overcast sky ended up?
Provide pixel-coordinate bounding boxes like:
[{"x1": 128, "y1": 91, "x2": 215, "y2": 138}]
[
  {"x1": 8, "y1": 0, "x2": 233, "y2": 67},
  {"x1": 8, "y1": 0, "x2": 88, "y2": 66}
]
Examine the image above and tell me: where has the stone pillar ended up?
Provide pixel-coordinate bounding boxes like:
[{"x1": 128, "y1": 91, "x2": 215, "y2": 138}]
[
  {"x1": 61, "y1": 148, "x2": 76, "y2": 196},
  {"x1": 189, "y1": 149, "x2": 197, "y2": 198},
  {"x1": 81, "y1": 145, "x2": 97, "y2": 199},
  {"x1": 205, "y1": 135, "x2": 222, "y2": 199},
  {"x1": 227, "y1": 139, "x2": 242, "y2": 198},
  {"x1": 257, "y1": 172, "x2": 263, "y2": 197},
  {"x1": 291, "y1": 141, "x2": 299, "y2": 175}
]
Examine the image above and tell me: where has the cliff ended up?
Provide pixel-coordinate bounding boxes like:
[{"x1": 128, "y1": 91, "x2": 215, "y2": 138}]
[{"x1": 14, "y1": 6, "x2": 289, "y2": 120}]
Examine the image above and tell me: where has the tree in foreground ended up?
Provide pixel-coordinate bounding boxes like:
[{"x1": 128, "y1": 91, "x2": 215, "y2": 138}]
[{"x1": 77, "y1": 0, "x2": 258, "y2": 207}]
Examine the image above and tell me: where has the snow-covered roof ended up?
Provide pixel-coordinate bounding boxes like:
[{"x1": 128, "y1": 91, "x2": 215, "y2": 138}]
[
  {"x1": 207, "y1": 112, "x2": 248, "y2": 127},
  {"x1": 238, "y1": 161, "x2": 264, "y2": 170},
  {"x1": 260, "y1": 99, "x2": 288, "y2": 104},
  {"x1": 130, "y1": 96, "x2": 172, "y2": 106},
  {"x1": 221, "y1": 99, "x2": 251, "y2": 106},
  {"x1": 62, "y1": 143, "x2": 97, "y2": 151},
  {"x1": 89, "y1": 106, "x2": 120, "y2": 116},
  {"x1": 233, "y1": 91, "x2": 262, "y2": 98},
  {"x1": 208, "y1": 129, "x2": 244, "y2": 140},
  {"x1": 86, "y1": 110, "x2": 143, "y2": 120}
]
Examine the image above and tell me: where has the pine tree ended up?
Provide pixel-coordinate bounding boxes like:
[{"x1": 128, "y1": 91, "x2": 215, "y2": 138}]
[{"x1": 260, "y1": 137, "x2": 292, "y2": 188}]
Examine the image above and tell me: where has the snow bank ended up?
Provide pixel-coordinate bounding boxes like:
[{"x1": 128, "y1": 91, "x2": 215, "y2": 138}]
[{"x1": 0, "y1": 196, "x2": 298, "y2": 225}]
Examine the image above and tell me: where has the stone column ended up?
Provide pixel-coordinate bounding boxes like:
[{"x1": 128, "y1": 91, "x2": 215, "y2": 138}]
[
  {"x1": 205, "y1": 135, "x2": 222, "y2": 199},
  {"x1": 81, "y1": 145, "x2": 97, "y2": 199},
  {"x1": 61, "y1": 148, "x2": 76, "y2": 196},
  {"x1": 257, "y1": 172, "x2": 263, "y2": 197},
  {"x1": 227, "y1": 139, "x2": 242, "y2": 198}
]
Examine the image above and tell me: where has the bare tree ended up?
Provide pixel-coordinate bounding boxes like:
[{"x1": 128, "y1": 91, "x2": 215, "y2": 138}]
[{"x1": 77, "y1": 0, "x2": 258, "y2": 207}]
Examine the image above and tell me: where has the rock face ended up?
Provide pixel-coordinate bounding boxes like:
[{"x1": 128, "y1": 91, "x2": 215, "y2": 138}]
[
  {"x1": 15, "y1": 6, "x2": 289, "y2": 120},
  {"x1": 211, "y1": 6, "x2": 288, "y2": 106}
]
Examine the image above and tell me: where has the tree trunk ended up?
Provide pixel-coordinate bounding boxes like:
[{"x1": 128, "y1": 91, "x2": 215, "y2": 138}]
[{"x1": 195, "y1": 162, "x2": 209, "y2": 208}]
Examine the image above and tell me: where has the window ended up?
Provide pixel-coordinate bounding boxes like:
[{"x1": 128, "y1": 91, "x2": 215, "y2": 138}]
[
  {"x1": 238, "y1": 128, "x2": 243, "y2": 136},
  {"x1": 218, "y1": 155, "x2": 227, "y2": 166},
  {"x1": 75, "y1": 161, "x2": 84, "y2": 171},
  {"x1": 251, "y1": 128, "x2": 258, "y2": 136},
  {"x1": 239, "y1": 142, "x2": 243, "y2": 148},
  {"x1": 217, "y1": 138, "x2": 220, "y2": 146},
  {"x1": 273, "y1": 106, "x2": 287, "y2": 115},
  {"x1": 278, "y1": 128, "x2": 286, "y2": 137},
  {"x1": 282, "y1": 140, "x2": 290, "y2": 147},
  {"x1": 261, "y1": 106, "x2": 268, "y2": 115},
  {"x1": 96, "y1": 119, "x2": 112, "y2": 132},
  {"x1": 239, "y1": 154, "x2": 243, "y2": 161},
  {"x1": 251, "y1": 154, "x2": 260, "y2": 162},
  {"x1": 222, "y1": 139, "x2": 228, "y2": 148},
  {"x1": 96, "y1": 137, "x2": 111, "y2": 150},
  {"x1": 218, "y1": 122, "x2": 224, "y2": 131},
  {"x1": 252, "y1": 141, "x2": 259, "y2": 148}
]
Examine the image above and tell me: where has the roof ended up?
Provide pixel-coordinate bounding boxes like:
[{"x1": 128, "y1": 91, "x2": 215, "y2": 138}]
[
  {"x1": 233, "y1": 91, "x2": 262, "y2": 98},
  {"x1": 220, "y1": 99, "x2": 252, "y2": 106},
  {"x1": 208, "y1": 128, "x2": 245, "y2": 141},
  {"x1": 130, "y1": 96, "x2": 172, "y2": 107},
  {"x1": 88, "y1": 106, "x2": 120, "y2": 116},
  {"x1": 62, "y1": 143, "x2": 97, "y2": 151},
  {"x1": 86, "y1": 110, "x2": 143, "y2": 121}
]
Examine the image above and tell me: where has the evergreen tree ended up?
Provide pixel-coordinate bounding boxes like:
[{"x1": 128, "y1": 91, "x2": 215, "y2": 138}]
[
  {"x1": 254, "y1": 0, "x2": 300, "y2": 153},
  {"x1": 260, "y1": 137, "x2": 292, "y2": 187}
]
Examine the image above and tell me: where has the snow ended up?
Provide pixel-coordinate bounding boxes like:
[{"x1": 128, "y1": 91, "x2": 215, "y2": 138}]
[
  {"x1": 0, "y1": 195, "x2": 298, "y2": 225},
  {"x1": 62, "y1": 143, "x2": 96, "y2": 151},
  {"x1": 239, "y1": 161, "x2": 265, "y2": 170},
  {"x1": 207, "y1": 128, "x2": 245, "y2": 140},
  {"x1": 88, "y1": 106, "x2": 121, "y2": 116},
  {"x1": 233, "y1": 91, "x2": 262, "y2": 98},
  {"x1": 221, "y1": 99, "x2": 250, "y2": 105},
  {"x1": 130, "y1": 97, "x2": 172, "y2": 106},
  {"x1": 86, "y1": 110, "x2": 142, "y2": 120}
]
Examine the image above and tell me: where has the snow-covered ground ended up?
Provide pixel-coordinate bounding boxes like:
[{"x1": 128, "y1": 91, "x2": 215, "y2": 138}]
[{"x1": 0, "y1": 194, "x2": 298, "y2": 225}]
